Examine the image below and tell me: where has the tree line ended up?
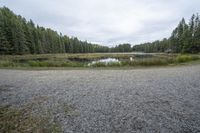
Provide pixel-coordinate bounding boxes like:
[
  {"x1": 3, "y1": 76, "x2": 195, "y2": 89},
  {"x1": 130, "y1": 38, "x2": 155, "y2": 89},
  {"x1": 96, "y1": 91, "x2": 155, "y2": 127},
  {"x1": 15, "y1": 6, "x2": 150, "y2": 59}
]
[
  {"x1": 132, "y1": 14, "x2": 200, "y2": 53},
  {"x1": 0, "y1": 7, "x2": 199, "y2": 55},
  {"x1": 0, "y1": 7, "x2": 109, "y2": 55},
  {"x1": 110, "y1": 44, "x2": 132, "y2": 52}
]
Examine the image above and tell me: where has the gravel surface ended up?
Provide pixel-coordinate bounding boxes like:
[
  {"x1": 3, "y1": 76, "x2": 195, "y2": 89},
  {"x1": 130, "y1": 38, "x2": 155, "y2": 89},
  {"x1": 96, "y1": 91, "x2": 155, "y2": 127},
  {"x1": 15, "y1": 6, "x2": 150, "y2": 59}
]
[{"x1": 0, "y1": 65, "x2": 200, "y2": 133}]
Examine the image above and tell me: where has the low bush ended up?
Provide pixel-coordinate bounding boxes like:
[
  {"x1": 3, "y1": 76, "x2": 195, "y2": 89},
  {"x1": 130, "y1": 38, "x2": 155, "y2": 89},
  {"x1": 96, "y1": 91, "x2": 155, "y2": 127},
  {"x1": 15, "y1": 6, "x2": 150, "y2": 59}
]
[
  {"x1": 0, "y1": 60, "x2": 16, "y2": 67},
  {"x1": 176, "y1": 55, "x2": 199, "y2": 63}
]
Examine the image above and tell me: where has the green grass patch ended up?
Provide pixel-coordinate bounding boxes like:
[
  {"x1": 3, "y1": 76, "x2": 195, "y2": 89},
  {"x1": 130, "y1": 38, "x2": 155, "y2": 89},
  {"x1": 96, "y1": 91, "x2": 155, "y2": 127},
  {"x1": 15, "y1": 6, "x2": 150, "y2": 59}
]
[
  {"x1": 175, "y1": 55, "x2": 199, "y2": 63},
  {"x1": 28, "y1": 61, "x2": 84, "y2": 67},
  {"x1": 0, "y1": 60, "x2": 16, "y2": 67},
  {"x1": 0, "y1": 105, "x2": 62, "y2": 133}
]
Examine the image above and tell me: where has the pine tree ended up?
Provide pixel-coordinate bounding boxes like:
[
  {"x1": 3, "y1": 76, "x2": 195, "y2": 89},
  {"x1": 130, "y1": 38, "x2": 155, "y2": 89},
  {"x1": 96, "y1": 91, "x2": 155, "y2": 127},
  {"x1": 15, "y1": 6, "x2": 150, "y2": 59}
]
[
  {"x1": 0, "y1": 9, "x2": 10, "y2": 54},
  {"x1": 0, "y1": 31, "x2": 10, "y2": 54},
  {"x1": 193, "y1": 14, "x2": 200, "y2": 53}
]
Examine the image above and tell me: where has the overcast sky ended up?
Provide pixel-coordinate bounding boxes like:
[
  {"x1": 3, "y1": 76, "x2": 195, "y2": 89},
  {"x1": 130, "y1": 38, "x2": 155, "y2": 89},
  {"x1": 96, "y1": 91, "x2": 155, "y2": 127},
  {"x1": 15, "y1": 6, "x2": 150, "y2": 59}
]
[{"x1": 1, "y1": 0, "x2": 200, "y2": 46}]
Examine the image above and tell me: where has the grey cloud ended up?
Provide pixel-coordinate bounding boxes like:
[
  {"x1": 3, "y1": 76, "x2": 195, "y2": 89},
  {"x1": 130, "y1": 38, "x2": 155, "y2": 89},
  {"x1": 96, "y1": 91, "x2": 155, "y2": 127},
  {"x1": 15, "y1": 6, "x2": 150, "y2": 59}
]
[{"x1": 1, "y1": 0, "x2": 200, "y2": 46}]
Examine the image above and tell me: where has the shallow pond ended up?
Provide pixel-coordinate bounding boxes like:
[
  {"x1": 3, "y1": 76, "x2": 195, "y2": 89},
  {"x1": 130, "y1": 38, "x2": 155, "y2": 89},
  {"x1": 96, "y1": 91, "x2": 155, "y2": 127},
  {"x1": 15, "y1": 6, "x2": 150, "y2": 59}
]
[
  {"x1": 88, "y1": 58, "x2": 121, "y2": 66},
  {"x1": 87, "y1": 53, "x2": 156, "y2": 66}
]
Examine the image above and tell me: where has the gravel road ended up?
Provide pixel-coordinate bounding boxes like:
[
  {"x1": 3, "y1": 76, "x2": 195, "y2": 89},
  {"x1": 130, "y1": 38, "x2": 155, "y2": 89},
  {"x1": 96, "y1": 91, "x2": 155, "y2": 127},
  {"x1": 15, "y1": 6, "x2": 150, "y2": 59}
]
[{"x1": 0, "y1": 65, "x2": 200, "y2": 133}]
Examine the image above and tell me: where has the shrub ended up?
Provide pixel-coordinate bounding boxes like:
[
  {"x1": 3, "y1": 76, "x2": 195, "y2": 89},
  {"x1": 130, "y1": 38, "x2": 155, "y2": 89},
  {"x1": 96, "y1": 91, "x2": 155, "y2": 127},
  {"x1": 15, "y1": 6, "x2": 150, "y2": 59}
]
[
  {"x1": 0, "y1": 60, "x2": 16, "y2": 67},
  {"x1": 176, "y1": 55, "x2": 199, "y2": 63},
  {"x1": 107, "y1": 62, "x2": 122, "y2": 67},
  {"x1": 28, "y1": 61, "x2": 41, "y2": 67}
]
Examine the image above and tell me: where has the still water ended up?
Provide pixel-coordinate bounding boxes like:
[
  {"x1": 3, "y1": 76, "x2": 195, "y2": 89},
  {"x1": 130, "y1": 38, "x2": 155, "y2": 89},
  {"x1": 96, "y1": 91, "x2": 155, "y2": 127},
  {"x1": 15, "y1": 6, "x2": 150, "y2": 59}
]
[{"x1": 88, "y1": 58, "x2": 120, "y2": 66}]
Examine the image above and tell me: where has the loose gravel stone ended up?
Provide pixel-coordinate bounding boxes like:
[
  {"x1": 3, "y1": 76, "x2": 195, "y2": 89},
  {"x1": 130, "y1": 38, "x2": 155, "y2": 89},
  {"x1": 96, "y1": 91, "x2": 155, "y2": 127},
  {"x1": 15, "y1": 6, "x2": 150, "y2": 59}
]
[{"x1": 0, "y1": 65, "x2": 200, "y2": 133}]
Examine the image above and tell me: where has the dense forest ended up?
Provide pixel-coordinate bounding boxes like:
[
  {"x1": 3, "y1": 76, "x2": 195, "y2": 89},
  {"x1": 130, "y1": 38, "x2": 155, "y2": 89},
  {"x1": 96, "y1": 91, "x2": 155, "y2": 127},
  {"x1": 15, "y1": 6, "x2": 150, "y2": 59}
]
[
  {"x1": 0, "y1": 7, "x2": 109, "y2": 55},
  {"x1": 133, "y1": 14, "x2": 200, "y2": 53},
  {"x1": 0, "y1": 7, "x2": 199, "y2": 55}
]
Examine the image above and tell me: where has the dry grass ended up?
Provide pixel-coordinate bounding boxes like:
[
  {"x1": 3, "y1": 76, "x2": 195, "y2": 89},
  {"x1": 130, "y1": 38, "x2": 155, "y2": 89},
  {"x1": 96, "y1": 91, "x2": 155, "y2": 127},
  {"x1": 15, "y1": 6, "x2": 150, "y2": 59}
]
[{"x1": 0, "y1": 96, "x2": 62, "y2": 133}]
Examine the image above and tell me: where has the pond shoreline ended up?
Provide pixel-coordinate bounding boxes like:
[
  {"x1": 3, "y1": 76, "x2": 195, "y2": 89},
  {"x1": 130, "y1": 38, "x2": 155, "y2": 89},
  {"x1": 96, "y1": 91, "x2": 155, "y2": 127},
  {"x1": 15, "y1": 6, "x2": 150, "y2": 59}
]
[
  {"x1": 0, "y1": 60, "x2": 199, "y2": 71},
  {"x1": 0, "y1": 53, "x2": 199, "y2": 68}
]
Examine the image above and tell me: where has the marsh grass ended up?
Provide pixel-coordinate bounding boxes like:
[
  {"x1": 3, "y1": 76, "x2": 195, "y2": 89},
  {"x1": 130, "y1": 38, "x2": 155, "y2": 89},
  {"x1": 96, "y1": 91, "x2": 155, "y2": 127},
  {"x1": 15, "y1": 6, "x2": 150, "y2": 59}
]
[
  {"x1": 176, "y1": 55, "x2": 199, "y2": 63},
  {"x1": 28, "y1": 61, "x2": 84, "y2": 67},
  {"x1": 0, "y1": 53, "x2": 199, "y2": 68},
  {"x1": 88, "y1": 54, "x2": 199, "y2": 67}
]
